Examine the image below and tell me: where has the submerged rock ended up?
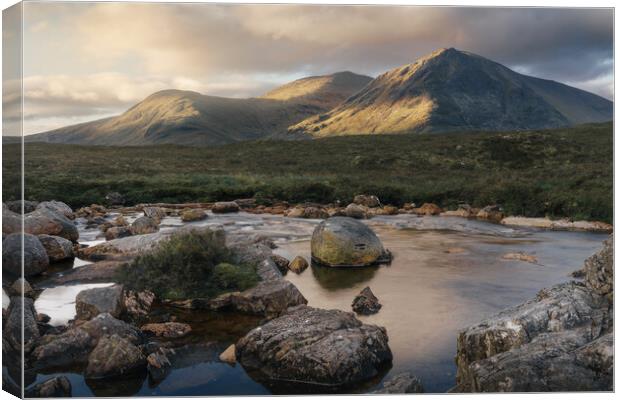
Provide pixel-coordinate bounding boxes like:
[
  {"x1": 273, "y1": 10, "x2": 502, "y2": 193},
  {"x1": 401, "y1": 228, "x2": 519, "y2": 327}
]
[
  {"x1": 236, "y1": 305, "x2": 392, "y2": 387},
  {"x1": 212, "y1": 201, "x2": 240, "y2": 213},
  {"x1": 352, "y1": 286, "x2": 382, "y2": 315},
  {"x1": 25, "y1": 376, "x2": 72, "y2": 397},
  {"x1": 288, "y1": 255, "x2": 309, "y2": 273},
  {"x1": 2, "y1": 233, "x2": 49, "y2": 277},
  {"x1": 76, "y1": 285, "x2": 125, "y2": 320},
  {"x1": 141, "y1": 322, "x2": 192, "y2": 338},
  {"x1": 311, "y1": 217, "x2": 390, "y2": 267},
  {"x1": 453, "y1": 236, "x2": 613, "y2": 392},
  {"x1": 85, "y1": 334, "x2": 146, "y2": 379},
  {"x1": 147, "y1": 348, "x2": 173, "y2": 382},
  {"x1": 501, "y1": 252, "x2": 540, "y2": 265},
  {"x1": 38, "y1": 234, "x2": 74, "y2": 262},
  {"x1": 372, "y1": 372, "x2": 424, "y2": 394}
]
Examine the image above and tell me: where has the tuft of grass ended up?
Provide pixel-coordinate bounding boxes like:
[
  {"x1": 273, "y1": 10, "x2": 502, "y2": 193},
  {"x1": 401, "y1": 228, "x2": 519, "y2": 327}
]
[
  {"x1": 3, "y1": 122, "x2": 612, "y2": 222},
  {"x1": 116, "y1": 230, "x2": 259, "y2": 300}
]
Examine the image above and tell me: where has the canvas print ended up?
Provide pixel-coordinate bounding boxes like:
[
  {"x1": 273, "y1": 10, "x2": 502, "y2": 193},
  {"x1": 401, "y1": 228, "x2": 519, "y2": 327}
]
[{"x1": 1, "y1": 2, "x2": 614, "y2": 397}]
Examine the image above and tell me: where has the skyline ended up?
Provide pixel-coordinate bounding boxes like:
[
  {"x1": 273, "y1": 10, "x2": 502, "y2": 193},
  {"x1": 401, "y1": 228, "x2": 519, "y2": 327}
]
[{"x1": 2, "y1": 3, "x2": 614, "y2": 135}]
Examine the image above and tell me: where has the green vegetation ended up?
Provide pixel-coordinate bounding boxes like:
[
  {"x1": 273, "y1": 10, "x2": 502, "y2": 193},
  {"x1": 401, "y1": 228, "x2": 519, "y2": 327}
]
[
  {"x1": 116, "y1": 230, "x2": 259, "y2": 300},
  {"x1": 2, "y1": 122, "x2": 612, "y2": 222}
]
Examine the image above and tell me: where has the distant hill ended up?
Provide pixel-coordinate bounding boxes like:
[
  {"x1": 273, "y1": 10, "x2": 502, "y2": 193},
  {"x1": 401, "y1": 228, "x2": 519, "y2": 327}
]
[
  {"x1": 27, "y1": 72, "x2": 372, "y2": 146},
  {"x1": 289, "y1": 48, "x2": 613, "y2": 137}
]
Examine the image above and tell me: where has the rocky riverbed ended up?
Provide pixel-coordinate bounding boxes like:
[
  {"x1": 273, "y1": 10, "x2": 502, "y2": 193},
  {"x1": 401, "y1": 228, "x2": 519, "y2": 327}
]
[{"x1": 2, "y1": 199, "x2": 613, "y2": 395}]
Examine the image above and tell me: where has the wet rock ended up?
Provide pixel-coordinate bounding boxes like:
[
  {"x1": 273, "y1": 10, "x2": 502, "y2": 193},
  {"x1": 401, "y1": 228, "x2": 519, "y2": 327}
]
[
  {"x1": 371, "y1": 205, "x2": 399, "y2": 216},
  {"x1": 500, "y1": 217, "x2": 613, "y2": 233},
  {"x1": 105, "y1": 192, "x2": 125, "y2": 206},
  {"x1": 219, "y1": 344, "x2": 236, "y2": 364},
  {"x1": 75, "y1": 204, "x2": 107, "y2": 219},
  {"x1": 36, "y1": 201, "x2": 74, "y2": 220},
  {"x1": 454, "y1": 237, "x2": 613, "y2": 392},
  {"x1": 209, "y1": 279, "x2": 307, "y2": 318},
  {"x1": 311, "y1": 217, "x2": 390, "y2": 267},
  {"x1": 501, "y1": 252, "x2": 540, "y2": 265},
  {"x1": 124, "y1": 290, "x2": 155, "y2": 319},
  {"x1": 353, "y1": 194, "x2": 381, "y2": 208},
  {"x1": 180, "y1": 208, "x2": 207, "y2": 222},
  {"x1": 6, "y1": 199, "x2": 38, "y2": 213},
  {"x1": 301, "y1": 206, "x2": 329, "y2": 219},
  {"x1": 130, "y1": 216, "x2": 160, "y2": 235},
  {"x1": 413, "y1": 203, "x2": 443, "y2": 216},
  {"x1": 10, "y1": 278, "x2": 33, "y2": 296},
  {"x1": 584, "y1": 235, "x2": 613, "y2": 299},
  {"x1": 25, "y1": 376, "x2": 72, "y2": 397},
  {"x1": 85, "y1": 334, "x2": 146, "y2": 379},
  {"x1": 288, "y1": 255, "x2": 309, "y2": 273},
  {"x1": 6, "y1": 296, "x2": 40, "y2": 352},
  {"x1": 76, "y1": 284, "x2": 125, "y2": 320},
  {"x1": 38, "y1": 234, "x2": 74, "y2": 262},
  {"x1": 285, "y1": 207, "x2": 304, "y2": 218},
  {"x1": 113, "y1": 215, "x2": 129, "y2": 226},
  {"x1": 21, "y1": 208, "x2": 79, "y2": 241},
  {"x1": 270, "y1": 254, "x2": 290, "y2": 274},
  {"x1": 212, "y1": 201, "x2": 240, "y2": 213},
  {"x1": 79, "y1": 313, "x2": 142, "y2": 344},
  {"x1": 236, "y1": 305, "x2": 392, "y2": 386},
  {"x1": 143, "y1": 206, "x2": 167, "y2": 222},
  {"x1": 32, "y1": 328, "x2": 96, "y2": 368},
  {"x1": 46, "y1": 261, "x2": 125, "y2": 285},
  {"x1": 344, "y1": 203, "x2": 368, "y2": 219},
  {"x1": 476, "y1": 205, "x2": 504, "y2": 222},
  {"x1": 105, "y1": 226, "x2": 133, "y2": 240},
  {"x1": 441, "y1": 204, "x2": 477, "y2": 218},
  {"x1": 2, "y1": 233, "x2": 49, "y2": 277},
  {"x1": 373, "y1": 372, "x2": 424, "y2": 393},
  {"x1": 147, "y1": 348, "x2": 173, "y2": 382},
  {"x1": 141, "y1": 322, "x2": 192, "y2": 338},
  {"x1": 352, "y1": 286, "x2": 382, "y2": 315}
]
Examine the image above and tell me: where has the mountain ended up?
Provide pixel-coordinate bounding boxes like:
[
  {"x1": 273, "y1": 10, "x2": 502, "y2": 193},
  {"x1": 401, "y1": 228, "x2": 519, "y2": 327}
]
[
  {"x1": 289, "y1": 48, "x2": 613, "y2": 137},
  {"x1": 28, "y1": 72, "x2": 372, "y2": 146}
]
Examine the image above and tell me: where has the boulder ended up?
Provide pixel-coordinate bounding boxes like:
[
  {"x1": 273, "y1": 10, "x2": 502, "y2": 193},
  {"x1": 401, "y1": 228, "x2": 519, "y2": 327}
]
[
  {"x1": 212, "y1": 201, "x2": 240, "y2": 213},
  {"x1": 2, "y1": 233, "x2": 49, "y2": 277},
  {"x1": 85, "y1": 334, "x2": 146, "y2": 379},
  {"x1": 130, "y1": 216, "x2": 159, "y2": 235},
  {"x1": 441, "y1": 204, "x2": 477, "y2": 218},
  {"x1": 413, "y1": 203, "x2": 443, "y2": 216},
  {"x1": 476, "y1": 205, "x2": 504, "y2": 222},
  {"x1": 75, "y1": 285, "x2": 125, "y2": 320},
  {"x1": 75, "y1": 204, "x2": 107, "y2": 219},
  {"x1": 141, "y1": 322, "x2": 192, "y2": 338},
  {"x1": 5, "y1": 296, "x2": 40, "y2": 352},
  {"x1": 124, "y1": 290, "x2": 155, "y2": 319},
  {"x1": 311, "y1": 217, "x2": 390, "y2": 267},
  {"x1": 236, "y1": 305, "x2": 392, "y2": 386},
  {"x1": 180, "y1": 208, "x2": 208, "y2": 222},
  {"x1": 36, "y1": 201, "x2": 74, "y2": 220},
  {"x1": 105, "y1": 192, "x2": 125, "y2": 206},
  {"x1": 584, "y1": 235, "x2": 613, "y2": 299},
  {"x1": 301, "y1": 207, "x2": 329, "y2": 219},
  {"x1": 344, "y1": 203, "x2": 368, "y2": 219},
  {"x1": 78, "y1": 313, "x2": 142, "y2": 344},
  {"x1": 78, "y1": 232, "x2": 167, "y2": 261},
  {"x1": 105, "y1": 226, "x2": 133, "y2": 240},
  {"x1": 32, "y1": 328, "x2": 96, "y2": 368},
  {"x1": 25, "y1": 376, "x2": 72, "y2": 397},
  {"x1": 285, "y1": 207, "x2": 304, "y2": 218},
  {"x1": 143, "y1": 207, "x2": 167, "y2": 222},
  {"x1": 372, "y1": 372, "x2": 424, "y2": 393},
  {"x1": 352, "y1": 286, "x2": 382, "y2": 315},
  {"x1": 288, "y1": 255, "x2": 309, "y2": 274},
  {"x1": 10, "y1": 278, "x2": 33, "y2": 296},
  {"x1": 21, "y1": 209, "x2": 79, "y2": 241},
  {"x1": 6, "y1": 199, "x2": 38, "y2": 213},
  {"x1": 353, "y1": 194, "x2": 381, "y2": 208},
  {"x1": 46, "y1": 261, "x2": 126, "y2": 285},
  {"x1": 37, "y1": 234, "x2": 74, "y2": 262},
  {"x1": 270, "y1": 254, "x2": 290, "y2": 274},
  {"x1": 147, "y1": 348, "x2": 173, "y2": 382},
  {"x1": 219, "y1": 344, "x2": 236, "y2": 364}
]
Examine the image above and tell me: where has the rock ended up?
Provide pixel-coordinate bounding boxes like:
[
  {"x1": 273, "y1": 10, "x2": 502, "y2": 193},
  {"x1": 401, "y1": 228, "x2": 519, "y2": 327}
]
[
  {"x1": 311, "y1": 217, "x2": 390, "y2": 267},
  {"x1": 501, "y1": 252, "x2": 540, "y2": 265},
  {"x1": 344, "y1": 203, "x2": 368, "y2": 219},
  {"x1": 46, "y1": 261, "x2": 126, "y2": 285},
  {"x1": 236, "y1": 305, "x2": 392, "y2": 386},
  {"x1": 143, "y1": 206, "x2": 167, "y2": 222},
  {"x1": 10, "y1": 278, "x2": 33, "y2": 296},
  {"x1": 301, "y1": 207, "x2": 329, "y2": 219},
  {"x1": 124, "y1": 290, "x2": 155, "y2": 319},
  {"x1": 219, "y1": 344, "x2": 236, "y2": 364},
  {"x1": 75, "y1": 284, "x2": 125, "y2": 320},
  {"x1": 75, "y1": 204, "x2": 107, "y2": 219},
  {"x1": 445, "y1": 247, "x2": 467, "y2": 254},
  {"x1": 352, "y1": 286, "x2": 382, "y2": 315},
  {"x1": 113, "y1": 215, "x2": 129, "y2": 226},
  {"x1": 208, "y1": 279, "x2": 307, "y2": 318},
  {"x1": 373, "y1": 372, "x2": 424, "y2": 393},
  {"x1": 353, "y1": 194, "x2": 381, "y2": 208},
  {"x1": 453, "y1": 237, "x2": 613, "y2": 392},
  {"x1": 105, "y1": 192, "x2": 125, "y2": 206},
  {"x1": 413, "y1": 203, "x2": 443, "y2": 216},
  {"x1": 285, "y1": 207, "x2": 304, "y2": 218},
  {"x1": 288, "y1": 255, "x2": 309, "y2": 273},
  {"x1": 37, "y1": 313, "x2": 51, "y2": 324},
  {"x1": 584, "y1": 235, "x2": 613, "y2": 299},
  {"x1": 212, "y1": 201, "x2": 240, "y2": 213},
  {"x1": 270, "y1": 254, "x2": 290, "y2": 274},
  {"x1": 78, "y1": 232, "x2": 167, "y2": 261},
  {"x1": 234, "y1": 198, "x2": 257, "y2": 209},
  {"x1": 6, "y1": 199, "x2": 38, "y2": 213},
  {"x1": 441, "y1": 204, "x2": 477, "y2": 218},
  {"x1": 371, "y1": 205, "x2": 399, "y2": 216},
  {"x1": 32, "y1": 328, "x2": 96, "y2": 368},
  {"x1": 476, "y1": 205, "x2": 504, "y2": 222},
  {"x1": 104, "y1": 226, "x2": 133, "y2": 240},
  {"x1": 6, "y1": 296, "x2": 40, "y2": 352},
  {"x1": 4, "y1": 207, "x2": 80, "y2": 241},
  {"x1": 180, "y1": 208, "x2": 208, "y2": 222},
  {"x1": 37, "y1": 234, "x2": 74, "y2": 262},
  {"x1": 78, "y1": 313, "x2": 142, "y2": 344},
  {"x1": 141, "y1": 322, "x2": 192, "y2": 338},
  {"x1": 85, "y1": 334, "x2": 146, "y2": 379},
  {"x1": 36, "y1": 201, "x2": 74, "y2": 220},
  {"x1": 130, "y1": 216, "x2": 160, "y2": 235},
  {"x1": 147, "y1": 348, "x2": 173, "y2": 382},
  {"x1": 2, "y1": 233, "x2": 49, "y2": 277},
  {"x1": 25, "y1": 376, "x2": 72, "y2": 397},
  {"x1": 500, "y1": 217, "x2": 614, "y2": 233}
]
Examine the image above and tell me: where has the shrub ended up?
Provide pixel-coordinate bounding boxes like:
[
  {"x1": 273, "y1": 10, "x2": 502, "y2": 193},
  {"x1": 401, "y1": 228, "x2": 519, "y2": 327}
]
[{"x1": 116, "y1": 230, "x2": 259, "y2": 300}]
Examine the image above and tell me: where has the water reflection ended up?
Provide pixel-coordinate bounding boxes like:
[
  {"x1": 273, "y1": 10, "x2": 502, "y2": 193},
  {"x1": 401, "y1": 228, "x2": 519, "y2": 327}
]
[{"x1": 310, "y1": 263, "x2": 380, "y2": 290}]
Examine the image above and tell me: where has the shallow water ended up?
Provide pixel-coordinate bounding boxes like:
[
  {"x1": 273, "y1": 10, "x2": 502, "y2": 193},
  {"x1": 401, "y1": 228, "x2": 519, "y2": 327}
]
[{"x1": 27, "y1": 212, "x2": 607, "y2": 395}]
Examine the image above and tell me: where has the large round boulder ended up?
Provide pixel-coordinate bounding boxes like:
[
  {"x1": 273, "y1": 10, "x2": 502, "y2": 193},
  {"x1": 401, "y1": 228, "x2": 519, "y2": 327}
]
[
  {"x1": 36, "y1": 201, "x2": 74, "y2": 220},
  {"x1": 311, "y1": 217, "x2": 389, "y2": 267},
  {"x1": 37, "y1": 234, "x2": 74, "y2": 262},
  {"x1": 130, "y1": 216, "x2": 159, "y2": 235},
  {"x1": 2, "y1": 233, "x2": 50, "y2": 277}
]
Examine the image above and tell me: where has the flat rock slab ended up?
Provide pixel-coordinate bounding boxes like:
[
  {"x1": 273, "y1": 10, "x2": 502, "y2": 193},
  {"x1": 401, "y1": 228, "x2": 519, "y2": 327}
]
[
  {"x1": 76, "y1": 284, "x2": 125, "y2": 320},
  {"x1": 236, "y1": 305, "x2": 392, "y2": 387}
]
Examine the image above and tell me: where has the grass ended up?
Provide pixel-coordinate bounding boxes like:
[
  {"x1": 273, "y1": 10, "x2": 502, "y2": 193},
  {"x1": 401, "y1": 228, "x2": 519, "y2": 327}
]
[
  {"x1": 116, "y1": 230, "x2": 260, "y2": 300},
  {"x1": 2, "y1": 122, "x2": 613, "y2": 222}
]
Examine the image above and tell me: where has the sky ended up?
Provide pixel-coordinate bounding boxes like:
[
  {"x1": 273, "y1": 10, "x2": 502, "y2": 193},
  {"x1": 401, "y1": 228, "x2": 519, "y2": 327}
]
[{"x1": 2, "y1": 3, "x2": 614, "y2": 135}]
